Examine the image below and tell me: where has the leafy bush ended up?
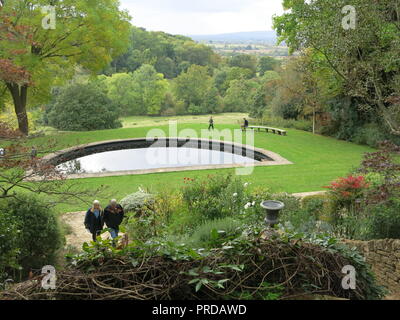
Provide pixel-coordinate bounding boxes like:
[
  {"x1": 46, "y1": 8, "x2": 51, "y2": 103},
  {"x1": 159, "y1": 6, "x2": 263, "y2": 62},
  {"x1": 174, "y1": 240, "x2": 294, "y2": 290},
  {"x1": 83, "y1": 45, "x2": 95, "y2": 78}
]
[
  {"x1": 0, "y1": 194, "x2": 63, "y2": 279},
  {"x1": 182, "y1": 174, "x2": 247, "y2": 221},
  {"x1": 257, "y1": 115, "x2": 313, "y2": 132},
  {"x1": 301, "y1": 194, "x2": 330, "y2": 220},
  {"x1": 46, "y1": 82, "x2": 122, "y2": 131},
  {"x1": 187, "y1": 217, "x2": 243, "y2": 248},
  {"x1": 0, "y1": 209, "x2": 20, "y2": 285},
  {"x1": 362, "y1": 200, "x2": 400, "y2": 240},
  {"x1": 120, "y1": 190, "x2": 154, "y2": 214},
  {"x1": 351, "y1": 123, "x2": 387, "y2": 148}
]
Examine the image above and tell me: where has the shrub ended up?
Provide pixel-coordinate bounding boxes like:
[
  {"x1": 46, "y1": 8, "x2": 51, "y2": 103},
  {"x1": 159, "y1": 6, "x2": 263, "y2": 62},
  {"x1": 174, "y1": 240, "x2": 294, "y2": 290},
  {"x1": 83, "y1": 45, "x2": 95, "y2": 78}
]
[
  {"x1": 323, "y1": 175, "x2": 369, "y2": 211},
  {"x1": 301, "y1": 194, "x2": 331, "y2": 220},
  {"x1": 120, "y1": 190, "x2": 154, "y2": 214},
  {"x1": 0, "y1": 194, "x2": 63, "y2": 279},
  {"x1": 125, "y1": 206, "x2": 159, "y2": 243},
  {"x1": 0, "y1": 209, "x2": 20, "y2": 285},
  {"x1": 351, "y1": 123, "x2": 387, "y2": 148},
  {"x1": 182, "y1": 174, "x2": 247, "y2": 221},
  {"x1": 187, "y1": 217, "x2": 243, "y2": 248},
  {"x1": 362, "y1": 200, "x2": 400, "y2": 240},
  {"x1": 47, "y1": 82, "x2": 122, "y2": 131},
  {"x1": 257, "y1": 115, "x2": 313, "y2": 132}
]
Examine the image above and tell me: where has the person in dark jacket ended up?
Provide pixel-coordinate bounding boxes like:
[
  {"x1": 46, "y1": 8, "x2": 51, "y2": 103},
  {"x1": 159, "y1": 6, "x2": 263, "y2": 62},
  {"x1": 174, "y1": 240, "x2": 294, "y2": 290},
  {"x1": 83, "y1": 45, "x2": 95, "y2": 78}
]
[
  {"x1": 84, "y1": 200, "x2": 104, "y2": 242},
  {"x1": 241, "y1": 118, "x2": 249, "y2": 131},
  {"x1": 208, "y1": 116, "x2": 214, "y2": 131},
  {"x1": 104, "y1": 199, "x2": 124, "y2": 241}
]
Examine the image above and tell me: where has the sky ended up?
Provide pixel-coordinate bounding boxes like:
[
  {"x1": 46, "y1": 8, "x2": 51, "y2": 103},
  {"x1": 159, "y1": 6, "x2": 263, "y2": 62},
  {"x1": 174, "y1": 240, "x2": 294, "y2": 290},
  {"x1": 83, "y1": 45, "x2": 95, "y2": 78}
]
[{"x1": 119, "y1": 0, "x2": 285, "y2": 35}]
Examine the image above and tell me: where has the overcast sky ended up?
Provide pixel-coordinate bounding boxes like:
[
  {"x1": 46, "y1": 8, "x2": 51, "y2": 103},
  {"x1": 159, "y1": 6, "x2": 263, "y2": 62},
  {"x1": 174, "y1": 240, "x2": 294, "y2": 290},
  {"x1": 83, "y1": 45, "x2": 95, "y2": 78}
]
[{"x1": 119, "y1": 0, "x2": 285, "y2": 35}]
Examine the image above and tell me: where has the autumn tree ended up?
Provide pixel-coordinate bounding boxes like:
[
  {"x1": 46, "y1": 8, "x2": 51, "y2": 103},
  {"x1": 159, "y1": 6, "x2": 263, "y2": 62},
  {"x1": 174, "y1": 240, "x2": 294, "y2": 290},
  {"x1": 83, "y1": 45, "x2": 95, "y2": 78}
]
[{"x1": 0, "y1": 0, "x2": 131, "y2": 135}]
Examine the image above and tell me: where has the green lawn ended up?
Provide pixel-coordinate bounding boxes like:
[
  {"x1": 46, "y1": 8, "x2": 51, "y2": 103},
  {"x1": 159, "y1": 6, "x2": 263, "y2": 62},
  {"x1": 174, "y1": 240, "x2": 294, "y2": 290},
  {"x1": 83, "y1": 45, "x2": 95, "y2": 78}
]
[
  {"x1": 120, "y1": 113, "x2": 248, "y2": 128},
  {"x1": 27, "y1": 120, "x2": 374, "y2": 214}
]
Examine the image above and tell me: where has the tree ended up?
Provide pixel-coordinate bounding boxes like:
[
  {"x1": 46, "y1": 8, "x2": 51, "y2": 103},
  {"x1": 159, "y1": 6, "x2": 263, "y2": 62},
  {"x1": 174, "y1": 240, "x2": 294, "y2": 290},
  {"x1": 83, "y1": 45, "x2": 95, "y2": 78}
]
[
  {"x1": 173, "y1": 65, "x2": 213, "y2": 111},
  {"x1": 224, "y1": 79, "x2": 259, "y2": 112},
  {"x1": 0, "y1": 0, "x2": 131, "y2": 135},
  {"x1": 105, "y1": 73, "x2": 138, "y2": 115},
  {"x1": 270, "y1": 55, "x2": 333, "y2": 133},
  {"x1": 228, "y1": 54, "x2": 257, "y2": 77},
  {"x1": 130, "y1": 65, "x2": 169, "y2": 115},
  {"x1": 47, "y1": 82, "x2": 122, "y2": 131},
  {"x1": 250, "y1": 71, "x2": 280, "y2": 118},
  {"x1": 273, "y1": 0, "x2": 400, "y2": 135},
  {"x1": 213, "y1": 67, "x2": 254, "y2": 97},
  {"x1": 258, "y1": 56, "x2": 280, "y2": 76}
]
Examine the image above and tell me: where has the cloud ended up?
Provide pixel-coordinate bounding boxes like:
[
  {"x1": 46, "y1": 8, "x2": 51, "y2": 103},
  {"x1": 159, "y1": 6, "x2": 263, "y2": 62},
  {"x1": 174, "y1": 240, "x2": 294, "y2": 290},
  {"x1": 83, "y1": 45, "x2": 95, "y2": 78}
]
[
  {"x1": 121, "y1": 0, "x2": 256, "y2": 13},
  {"x1": 120, "y1": 0, "x2": 285, "y2": 35}
]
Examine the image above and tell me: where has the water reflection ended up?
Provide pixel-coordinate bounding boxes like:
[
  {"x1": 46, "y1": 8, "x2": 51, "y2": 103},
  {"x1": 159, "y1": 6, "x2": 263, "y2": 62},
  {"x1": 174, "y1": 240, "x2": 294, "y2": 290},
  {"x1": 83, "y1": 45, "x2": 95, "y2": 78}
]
[{"x1": 56, "y1": 147, "x2": 256, "y2": 175}]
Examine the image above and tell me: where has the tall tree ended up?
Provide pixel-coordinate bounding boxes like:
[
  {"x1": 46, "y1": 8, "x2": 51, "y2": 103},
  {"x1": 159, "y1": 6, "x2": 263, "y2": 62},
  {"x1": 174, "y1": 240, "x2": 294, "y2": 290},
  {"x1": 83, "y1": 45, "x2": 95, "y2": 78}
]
[
  {"x1": 0, "y1": 0, "x2": 131, "y2": 135},
  {"x1": 173, "y1": 65, "x2": 213, "y2": 110},
  {"x1": 274, "y1": 0, "x2": 400, "y2": 135},
  {"x1": 131, "y1": 64, "x2": 169, "y2": 115}
]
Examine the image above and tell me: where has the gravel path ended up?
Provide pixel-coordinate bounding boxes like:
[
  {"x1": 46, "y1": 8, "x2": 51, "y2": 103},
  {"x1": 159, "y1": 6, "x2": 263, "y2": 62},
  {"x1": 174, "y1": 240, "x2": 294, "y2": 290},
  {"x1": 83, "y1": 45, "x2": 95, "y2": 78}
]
[{"x1": 61, "y1": 211, "x2": 114, "y2": 249}]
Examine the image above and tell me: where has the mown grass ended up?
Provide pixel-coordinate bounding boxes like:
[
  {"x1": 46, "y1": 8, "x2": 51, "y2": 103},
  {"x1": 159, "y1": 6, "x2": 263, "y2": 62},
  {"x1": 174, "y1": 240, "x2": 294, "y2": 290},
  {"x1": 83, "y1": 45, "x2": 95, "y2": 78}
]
[{"x1": 23, "y1": 120, "x2": 374, "y2": 213}]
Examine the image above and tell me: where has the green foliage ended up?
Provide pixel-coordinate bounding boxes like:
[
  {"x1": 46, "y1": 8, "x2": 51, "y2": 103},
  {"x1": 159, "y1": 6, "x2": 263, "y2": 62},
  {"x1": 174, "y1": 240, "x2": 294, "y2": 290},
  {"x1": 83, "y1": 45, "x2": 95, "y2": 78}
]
[
  {"x1": 120, "y1": 190, "x2": 154, "y2": 214},
  {"x1": 0, "y1": 194, "x2": 63, "y2": 279},
  {"x1": 129, "y1": 65, "x2": 169, "y2": 115},
  {"x1": 351, "y1": 123, "x2": 389, "y2": 148},
  {"x1": 258, "y1": 56, "x2": 280, "y2": 76},
  {"x1": 0, "y1": 209, "x2": 20, "y2": 285},
  {"x1": 274, "y1": 0, "x2": 400, "y2": 138},
  {"x1": 301, "y1": 194, "x2": 331, "y2": 220},
  {"x1": 46, "y1": 82, "x2": 122, "y2": 131},
  {"x1": 172, "y1": 65, "x2": 214, "y2": 111},
  {"x1": 187, "y1": 217, "x2": 243, "y2": 248},
  {"x1": 1, "y1": 0, "x2": 131, "y2": 134},
  {"x1": 182, "y1": 174, "x2": 247, "y2": 221},
  {"x1": 103, "y1": 73, "x2": 138, "y2": 115},
  {"x1": 228, "y1": 54, "x2": 257, "y2": 77},
  {"x1": 362, "y1": 200, "x2": 400, "y2": 240},
  {"x1": 224, "y1": 79, "x2": 259, "y2": 112},
  {"x1": 109, "y1": 26, "x2": 219, "y2": 78},
  {"x1": 258, "y1": 115, "x2": 313, "y2": 132}
]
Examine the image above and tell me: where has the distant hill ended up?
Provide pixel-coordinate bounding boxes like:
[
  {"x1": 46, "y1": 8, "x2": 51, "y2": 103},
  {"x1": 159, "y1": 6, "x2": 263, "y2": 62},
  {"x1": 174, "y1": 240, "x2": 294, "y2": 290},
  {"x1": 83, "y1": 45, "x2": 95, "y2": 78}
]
[{"x1": 189, "y1": 31, "x2": 278, "y2": 44}]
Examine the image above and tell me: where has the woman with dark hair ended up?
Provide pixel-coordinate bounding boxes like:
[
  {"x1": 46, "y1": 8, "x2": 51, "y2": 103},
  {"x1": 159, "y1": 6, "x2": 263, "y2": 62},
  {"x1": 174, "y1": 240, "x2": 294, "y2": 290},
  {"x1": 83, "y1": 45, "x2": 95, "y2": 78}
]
[{"x1": 104, "y1": 199, "x2": 124, "y2": 242}]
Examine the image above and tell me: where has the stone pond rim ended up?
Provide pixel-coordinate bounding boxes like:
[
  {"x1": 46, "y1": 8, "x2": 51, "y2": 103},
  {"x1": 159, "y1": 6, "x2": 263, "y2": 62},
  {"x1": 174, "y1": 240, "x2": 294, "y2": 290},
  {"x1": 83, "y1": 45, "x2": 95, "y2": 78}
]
[{"x1": 41, "y1": 137, "x2": 293, "y2": 179}]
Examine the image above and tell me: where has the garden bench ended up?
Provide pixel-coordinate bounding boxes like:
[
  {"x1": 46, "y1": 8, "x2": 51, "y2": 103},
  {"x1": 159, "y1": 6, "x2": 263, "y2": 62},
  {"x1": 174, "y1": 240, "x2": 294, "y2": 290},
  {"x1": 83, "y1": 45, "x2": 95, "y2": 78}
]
[{"x1": 243, "y1": 126, "x2": 287, "y2": 136}]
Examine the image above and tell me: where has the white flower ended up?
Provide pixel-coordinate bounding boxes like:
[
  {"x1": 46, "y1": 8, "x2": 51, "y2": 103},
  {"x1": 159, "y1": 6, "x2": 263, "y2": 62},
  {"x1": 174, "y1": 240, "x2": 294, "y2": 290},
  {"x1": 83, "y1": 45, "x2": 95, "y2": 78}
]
[
  {"x1": 233, "y1": 193, "x2": 238, "y2": 197},
  {"x1": 252, "y1": 201, "x2": 256, "y2": 206},
  {"x1": 244, "y1": 183, "x2": 249, "y2": 187},
  {"x1": 244, "y1": 202, "x2": 252, "y2": 210}
]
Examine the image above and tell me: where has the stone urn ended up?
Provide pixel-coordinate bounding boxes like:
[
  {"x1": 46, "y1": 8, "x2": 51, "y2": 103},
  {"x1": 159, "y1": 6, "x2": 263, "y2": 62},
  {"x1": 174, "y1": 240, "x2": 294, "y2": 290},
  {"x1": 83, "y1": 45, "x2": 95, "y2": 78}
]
[{"x1": 261, "y1": 200, "x2": 285, "y2": 227}]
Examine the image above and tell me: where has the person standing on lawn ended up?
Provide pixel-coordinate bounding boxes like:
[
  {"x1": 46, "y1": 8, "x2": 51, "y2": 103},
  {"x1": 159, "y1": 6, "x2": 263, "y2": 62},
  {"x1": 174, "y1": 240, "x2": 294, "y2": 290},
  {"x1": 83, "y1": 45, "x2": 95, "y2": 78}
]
[
  {"x1": 84, "y1": 200, "x2": 104, "y2": 242},
  {"x1": 208, "y1": 116, "x2": 214, "y2": 131},
  {"x1": 104, "y1": 199, "x2": 125, "y2": 242},
  {"x1": 241, "y1": 118, "x2": 249, "y2": 131}
]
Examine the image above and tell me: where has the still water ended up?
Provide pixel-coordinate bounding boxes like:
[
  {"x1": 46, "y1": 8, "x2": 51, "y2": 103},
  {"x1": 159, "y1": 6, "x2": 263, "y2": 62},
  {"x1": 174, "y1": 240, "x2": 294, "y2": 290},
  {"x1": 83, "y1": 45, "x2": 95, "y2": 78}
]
[{"x1": 56, "y1": 147, "x2": 256, "y2": 174}]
